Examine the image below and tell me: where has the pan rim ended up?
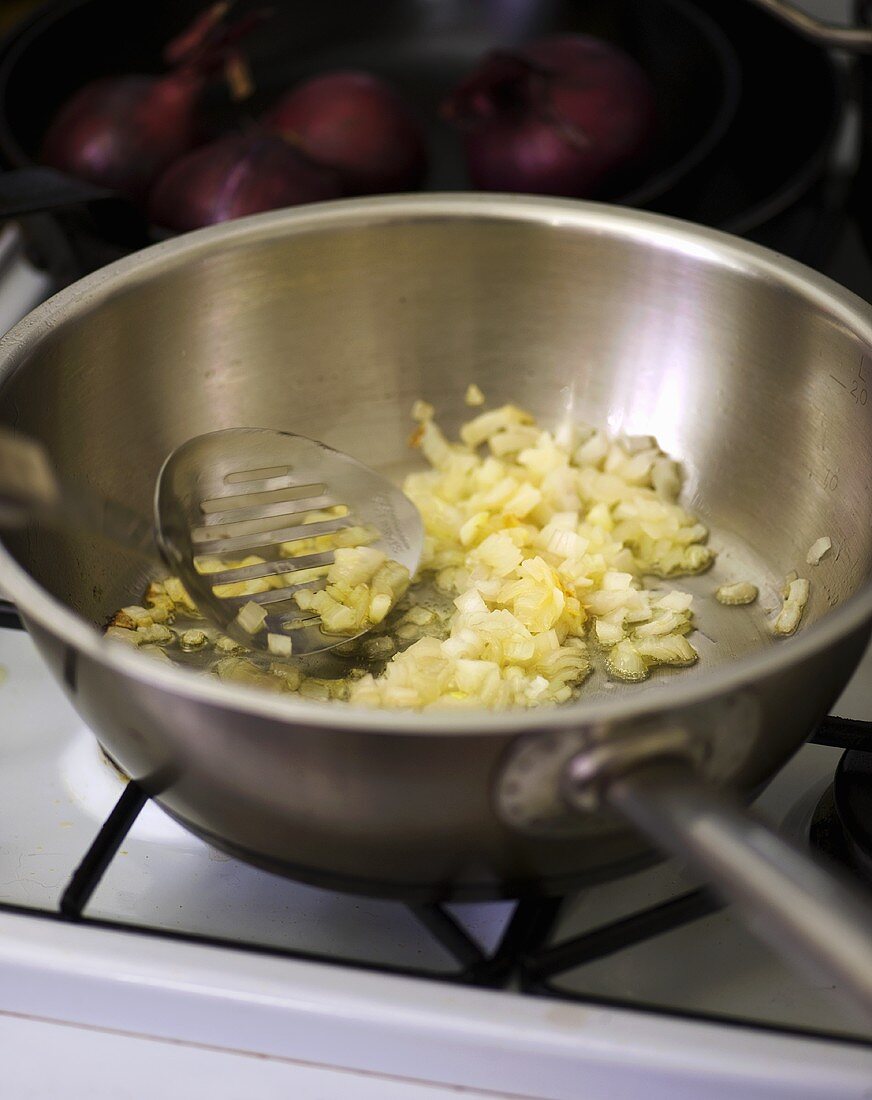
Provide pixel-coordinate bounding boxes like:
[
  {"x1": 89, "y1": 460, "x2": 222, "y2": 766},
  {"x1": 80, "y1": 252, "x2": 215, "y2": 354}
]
[{"x1": 1, "y1": 192, "x2": 871, "y2": 735}]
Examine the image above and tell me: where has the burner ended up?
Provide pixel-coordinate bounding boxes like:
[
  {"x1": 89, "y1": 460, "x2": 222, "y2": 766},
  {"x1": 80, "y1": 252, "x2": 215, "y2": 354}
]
[{"x1": 810, "y1": 750, "x2": 872, "y2": 886}]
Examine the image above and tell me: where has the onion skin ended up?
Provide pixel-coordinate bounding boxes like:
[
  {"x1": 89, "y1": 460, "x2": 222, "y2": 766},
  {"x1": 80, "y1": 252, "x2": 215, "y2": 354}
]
[
  {"x1": 41, "y1": 73, "x2": 206, "y2": 203},
  {"x1": 148, "y1": 131, "x2": 342, "y2": 232},
  {"x1": 40, "y1": 2, "x2": 265, "y2": 203},
  {"x1": 264, "y1": 71, "x2": 426, "y2": 196},
  {"x1": 442, "y1": 36, "x2": 655, "y2": 198}
]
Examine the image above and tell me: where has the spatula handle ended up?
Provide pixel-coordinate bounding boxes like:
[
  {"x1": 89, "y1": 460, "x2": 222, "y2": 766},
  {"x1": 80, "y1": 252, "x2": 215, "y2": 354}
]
[
  {"x1": 0, "y1": 426, "x2": 154, "y2": 557},
  {"x1": 0, "y1": 427, "x2": 60, "y2": 526}
]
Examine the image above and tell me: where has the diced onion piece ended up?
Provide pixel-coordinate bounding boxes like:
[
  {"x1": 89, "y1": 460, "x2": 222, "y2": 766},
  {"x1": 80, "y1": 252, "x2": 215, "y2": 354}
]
[
  {"x1": 806, "y1": 536, "x2": 832, "y2": 566},
  {"x1": 459, "y1": 511, "x2": 489, "y2": 547},
  {"x1": 327, "y1": 546, "x2": 386, "y2": 587},
  {"x1": 411, "y1": 399, "x2": 434, "y2": 422},
  {"x1": 715, "y1": 581, "x2": 758, "y2": 606},
  {"x1": 311, "y1": 592, "x2": 360, "y2": 634},
  {"x1": 657, "y1": 590, "x2": 693, "y2": 613},
  {"x1": 369, "y1": 593, "x2": 393, "y2": 623},
  {"x1": 620, "y1": 433, "x2": 657, "y2": 455},
  {"x1": 121, "y1": 605, "x2": 153, "y2": 628},
  {"x1": 772, "y1": 578, "x2": 810, "y2": 636},
  {"x1": 489, "y1": 426, "x2": 541, "y2": 457},
  {"x1": 542, "y1": 527, "x2": 588, "y2": 558},
  {"x1": 465, "y1": 383, "x2": 485, "y2": 406},
  {"x1": 606, "y1": 640, "x2": 648, "y2": 682},
  {"x1": 651, "y1": 457, "x2": 682, "y2": 500},
  {"x1": 418, "y1": 418, "x2": 455, "y2": 468},
  {"x1": 595, "y1": 619, "x2": 624, "y2": 645},
  {"x1": 361, "y1": 635, "x2": 396, "y2": 661},
  {"x1": 267, "y1": 632, "x2": 293, "y2": 657},
  {"x1": 164, "y1": 577, "x2": 197, "y2": 613},
  {"x1": 270, "y1": 662, "x2": 302, "y2": 690},
  {"x1": 236, "y1": 601, "x2": 268, "y2": 635},
  {"x1": 143, "y1": 593, "x2": 174, "y2": 623},
  {"x1": 215, "y1": 657, "x2": 284, "y2": 691},
  {"x1": 602, "y1": 571, "x2": 634, "y2": 592},
  {"x1": 294, "y1": 588, "x2": 317, "y2": 612},
  {"x1": 574, "y1": 431, "x2": 608, "y2": 467},
  {"x1": 636, "y1": 634, "x2": 698, "y2": 666},
  {"x1": 634, "y1": 611, "x2": 683, "y2": 638},
  {"x1": 404, "y1": 605, "x2": 435, "y2": 626},
  {"x1": 460, "y1": 405, "x2": 533, "y2": 448},
  {"x1": 137, "y1": 623, "x2": 173, "y2": 644},
  {"x1": 179, "y1": 628, "x2": 208, "y2": 650},
  {"x1": 105, "y1": 626, "x2": 143, "y2": 646},
  {"x1": 215, "y1": 635, "x2": 246, "y2": 655},
  {"x1": 299, "y1": 679, "x2": 332, "y2": 701}
]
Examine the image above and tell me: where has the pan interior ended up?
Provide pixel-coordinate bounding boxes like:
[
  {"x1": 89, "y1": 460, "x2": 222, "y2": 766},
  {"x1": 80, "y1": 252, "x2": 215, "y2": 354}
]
[{"x1": 1, "y1": 204, "x2": 871, "y2": 709}]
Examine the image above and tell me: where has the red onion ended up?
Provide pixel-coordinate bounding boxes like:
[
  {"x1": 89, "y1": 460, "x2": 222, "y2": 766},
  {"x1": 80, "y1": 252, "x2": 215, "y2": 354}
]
[
  {"x1": 148, "y1": 131, "x2": 342, "y2": 232},
  {"x1": 40, "y1": 3, "x2": 263, "y2": 203},
  {"x1": 41, "y1": 74, "x2": 209, "y2": 203},
  {"x1": 442, "y1": 36, "x2": 655, "y2": 198},
  {"x1": 263, "y1": 71, "x2": 426, "y2": 196}
]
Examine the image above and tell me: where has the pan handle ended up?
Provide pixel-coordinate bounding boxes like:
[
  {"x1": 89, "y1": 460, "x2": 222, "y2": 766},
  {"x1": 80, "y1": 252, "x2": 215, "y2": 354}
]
[
  {"x1": 749, "y1": 0, "x2": 872, "y2": 51},
  {"x1": 563, "y1": 750, "x2": 872, "y2": 1021}
]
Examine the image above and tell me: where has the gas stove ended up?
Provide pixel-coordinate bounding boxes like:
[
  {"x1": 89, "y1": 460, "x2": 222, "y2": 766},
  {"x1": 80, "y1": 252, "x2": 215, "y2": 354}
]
[{"x1": 3, "y1": 0, "x2": 872, "y2": 1092}]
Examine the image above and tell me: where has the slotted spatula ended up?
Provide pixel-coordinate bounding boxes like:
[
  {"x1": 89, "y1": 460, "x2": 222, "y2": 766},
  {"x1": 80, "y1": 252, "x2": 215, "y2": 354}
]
[{"x1": 0, "y1": 426, "x2": 422, "y2": 655}]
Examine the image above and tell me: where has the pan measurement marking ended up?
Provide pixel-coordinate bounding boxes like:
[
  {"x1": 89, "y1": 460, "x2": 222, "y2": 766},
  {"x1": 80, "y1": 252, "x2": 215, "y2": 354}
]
[
  {"x1": 822, "y1": 466, "x2": 839, "y2": 492},
  {"x1": 829, "y1": 373, "x2": 847, "y2": 389},
  {"x1": 852, "y1": 356, "x2": 868, "y2": 405}
]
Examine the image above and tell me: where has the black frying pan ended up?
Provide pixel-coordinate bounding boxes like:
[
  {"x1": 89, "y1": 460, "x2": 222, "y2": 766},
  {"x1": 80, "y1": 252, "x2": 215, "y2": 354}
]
[{"x1": 0, "y1": 0, "x2": 740, "y2": 271}]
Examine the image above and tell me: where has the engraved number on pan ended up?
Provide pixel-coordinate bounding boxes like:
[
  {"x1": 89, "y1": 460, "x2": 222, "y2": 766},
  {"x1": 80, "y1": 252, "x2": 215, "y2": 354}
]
[{"x1": 852, "y1": 356, "x2": 868, "y2": 406}]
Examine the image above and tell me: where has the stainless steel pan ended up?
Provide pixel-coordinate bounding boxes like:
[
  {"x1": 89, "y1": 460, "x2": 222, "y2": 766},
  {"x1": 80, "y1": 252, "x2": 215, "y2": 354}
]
[{"x1": 0, "y1": 195, "x2": 871, "y2": 1011}]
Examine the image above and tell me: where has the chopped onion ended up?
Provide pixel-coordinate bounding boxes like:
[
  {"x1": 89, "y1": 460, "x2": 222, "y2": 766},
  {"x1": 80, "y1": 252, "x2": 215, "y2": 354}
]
[
  {"x1": 636, "y1": 634, "x2": 697, "y2": 667},
  {"x1": 715, "y1": 581, "x2": 758, "y2": 606},
  {"x1": 404, "y1": 606, "x2": 435, "y2": 626},
  {"x1": 267, "y1": 632, "x2": 293, "y2": 657},
  {"x1": 105, "y1": 396, "x2": 712, "y2": 711},
  {"x1": 465, "y1": 384, "x2": 485, "y2": 407},
  {"x1": 772, "y1": 578, "x2": 810, "y2": 637},
  {"x1": 164, "y1": 577, "x2": 197, "y2": 613},
  {"x1": 235, "y1": 601, "x2": 268, "y2": 635},
  {"x1": 460, "y1": 405, "x2": 534, "y2": 448},
  {"x1": 595, "y1": 619, "x2": 624, "y2": 645},
  {"x1": 806, "y1": 537, "x2": 832, "y2": 566},
  {"x1": 105, "y1": 626, "x2": 143, "y2": 647},
  {"x1": 137, "y1": 623, "x2": 173, "y2": 645},
  {"x1": 121, "y1": 605, "x2": 154, "y2": 628},
  {"x1": 606, "y1": 640, "x2": 648, "y2": 682}
]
